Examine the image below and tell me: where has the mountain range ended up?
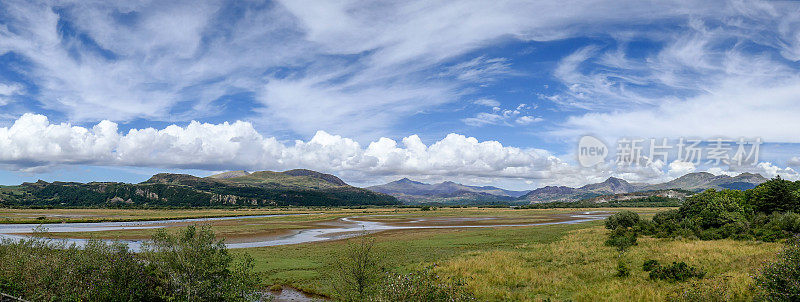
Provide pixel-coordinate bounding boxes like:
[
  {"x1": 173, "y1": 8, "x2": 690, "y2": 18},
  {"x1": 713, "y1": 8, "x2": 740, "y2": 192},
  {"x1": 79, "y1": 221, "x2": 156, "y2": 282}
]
[
  {"x1": 520, "y1": 172, "x2": 767, "y2": 203},
  {"x1": 367, "y1": 178, "x2": 529, "y2": 204},
  {"x1": 0, "y1": 169, "x2": 771, "y2": 207},
  {"x1": 0, "y1": 169, "x2": 398, "y2": 207},
  {"x1": 368, "y1": 172, "x2": 768, "y2": 204}
]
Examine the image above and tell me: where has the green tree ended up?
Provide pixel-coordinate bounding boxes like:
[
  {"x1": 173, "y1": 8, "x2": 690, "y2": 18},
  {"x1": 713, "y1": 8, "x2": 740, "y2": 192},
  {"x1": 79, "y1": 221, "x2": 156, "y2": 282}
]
[
  {"x1": 605, "y1": 210, "x2": 641, "y2": 230},
  {"x1": 331, "y1": 235, "x2": 383, "y2": 301},
  {"x1": 748, "y1": 177, "x2": 800, "y2": 214},
  {"x1": 141, "y1": 225, "x2": 261, "y2": 302}
]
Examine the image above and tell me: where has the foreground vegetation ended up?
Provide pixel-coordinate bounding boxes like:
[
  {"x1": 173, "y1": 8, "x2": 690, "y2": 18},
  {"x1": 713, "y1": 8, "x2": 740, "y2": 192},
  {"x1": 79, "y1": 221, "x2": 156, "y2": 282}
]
[{"x1": 0, "y1": 226, "x2": 261, "y2": 301}]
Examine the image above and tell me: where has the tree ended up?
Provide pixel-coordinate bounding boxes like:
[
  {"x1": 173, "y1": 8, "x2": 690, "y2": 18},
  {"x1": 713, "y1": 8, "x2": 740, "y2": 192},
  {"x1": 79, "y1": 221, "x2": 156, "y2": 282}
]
[
  {"x1": 748, "y1": 177, "x2": 800, "y2": 214},
  {"x1": 331, "y1": 234, "x2": 383, "y2": 301},
  {"x1": 141, "y1": 225, "x2": 261, "y2": 302},
  {"x1": 605, "y1": 210, "x2": 641, "y2": 230}
]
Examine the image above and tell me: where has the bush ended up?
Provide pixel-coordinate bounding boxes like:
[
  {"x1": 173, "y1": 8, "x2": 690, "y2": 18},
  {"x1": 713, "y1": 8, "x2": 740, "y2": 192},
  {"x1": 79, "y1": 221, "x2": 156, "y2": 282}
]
[
  {"x1": 0, "y1": 225, "x2": 261, "y2": 302},
  {"x1": 615, "y1": 261, "x2": 630, "y2": 277},
  {"x1": 754, "y1": 235, "x2": 800, "y2": 301},
  {"x1": 643, "y1": 259, "x2": 659, "y2": 272},
  {"x1": 331, "y1": 235, "x2": 383, "y2": 301},
  {"x1": 605, "y1": 211, "x2": 641, "y2": 230},
  {"x1": 0, "y1": 237, "x2": 158, "y2": 301},
  {"x1": 141, "y1": 225, "x2": 261, "y2": 301},
  {"x1": 605, "y1": 228, "x2": 638, "y2": 251},
  {"x1": 648, "y1": 262, "x2": 705, "y2": 282}
]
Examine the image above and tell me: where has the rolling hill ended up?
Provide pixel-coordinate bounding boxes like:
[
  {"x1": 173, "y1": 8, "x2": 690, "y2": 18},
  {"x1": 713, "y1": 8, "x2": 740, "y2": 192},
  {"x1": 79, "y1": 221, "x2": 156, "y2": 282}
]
[{"x1": 0, "y1": 169, "x2": 399, "y2": 208}]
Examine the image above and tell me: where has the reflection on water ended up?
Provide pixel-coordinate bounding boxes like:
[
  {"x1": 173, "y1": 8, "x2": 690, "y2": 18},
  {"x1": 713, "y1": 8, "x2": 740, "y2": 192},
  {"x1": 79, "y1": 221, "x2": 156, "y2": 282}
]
[{"x1": 0, "y1": 212, "x2": 609, "y2": 251}]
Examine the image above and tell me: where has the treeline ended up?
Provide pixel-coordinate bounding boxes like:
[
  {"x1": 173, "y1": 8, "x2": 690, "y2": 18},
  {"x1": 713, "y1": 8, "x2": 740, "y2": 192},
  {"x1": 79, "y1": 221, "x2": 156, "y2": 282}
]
[
  {"x1": 0, "y1": 180, "x2": 399, "y2": 208},
  {"x1": 519, "y1": 195, "x2": 681, "y2": 209},
  {"x1": 639, "y1": 177, "x2": 800, "y2": 241}
]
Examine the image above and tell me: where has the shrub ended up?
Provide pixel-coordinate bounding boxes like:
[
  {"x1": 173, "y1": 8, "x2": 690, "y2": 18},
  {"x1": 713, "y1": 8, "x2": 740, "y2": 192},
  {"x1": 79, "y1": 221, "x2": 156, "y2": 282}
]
[
  {"x1": 0, "y1": 225, "x2": 260, "y2": 302},
  {"x1": 141, "y1": 225, "x2": 261, "y2": 302},
  {"x1": 605, "y1": 228, "x2": 637, "y2": 251},
  {"x1": 605, "y1": 211, "x2": 641, "y2": 230},
  {"x1": 754, "y1": 235, "x2": 800, "y2": 301},
  {"x1": 331, "y1": 235, "x2": 383, "y2": 302},
  {"x1": 615, "y1": 261, "x2": 630, "y2": 277},
  {"x1": 643, "y1": 259, "x2": 659, "y2": 272},
  {"x1": 649, "y1": 262, "x2": 705, "y2": 282}
]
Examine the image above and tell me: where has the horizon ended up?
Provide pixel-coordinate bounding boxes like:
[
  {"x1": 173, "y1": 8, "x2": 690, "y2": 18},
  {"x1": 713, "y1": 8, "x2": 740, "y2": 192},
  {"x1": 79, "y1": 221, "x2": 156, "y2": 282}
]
[
  {"x1": 7, "y1": 168, "x2": 771, "y2": 192},
  {"x1": 1, "y1": 1, "x2": 799, "y2": 190}
]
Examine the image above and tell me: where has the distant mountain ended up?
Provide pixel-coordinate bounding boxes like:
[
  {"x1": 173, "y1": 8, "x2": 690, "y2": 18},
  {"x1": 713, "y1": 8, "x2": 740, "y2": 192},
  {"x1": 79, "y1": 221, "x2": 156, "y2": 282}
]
[
  {"x1": 0, "y1": 169, "x2": 399, "y2": 208},
  {"x1": 520, "y1": 172, "x2": 768, "y2": 203},
  {"x1": 367, "y1": 178, "x2": 529, "y2": 204}
]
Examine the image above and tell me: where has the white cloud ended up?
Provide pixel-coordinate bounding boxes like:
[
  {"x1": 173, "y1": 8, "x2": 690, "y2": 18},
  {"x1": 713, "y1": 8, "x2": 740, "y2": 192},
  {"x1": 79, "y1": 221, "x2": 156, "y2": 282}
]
[
  {"x1": 463, "y1": 103, "x2": 541, "y2": 127},
  {"x1": 0, "y1": 82, "x2": 24, "y2": 105},
  {"x1": 0, "y1": 114, "x2": 561, "y2": 180},
  {"x1": 472, "y1": 98, "x2": 500, "y2": 107},
  {"x1": 515, "y1": 116, "x2": 543, "y2": 125},
  {"x1": 668, "y1": 161, "x2": 696, "y2": 177},
  {"x1": 0, "y1": 0, "x2": 760, "y2": 137}
]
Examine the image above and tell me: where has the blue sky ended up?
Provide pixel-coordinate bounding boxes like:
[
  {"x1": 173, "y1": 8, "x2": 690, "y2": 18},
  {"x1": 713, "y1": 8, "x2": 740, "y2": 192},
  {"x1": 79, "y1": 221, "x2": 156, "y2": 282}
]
[{"x1": 0, "y1": 0, "x2": 799, "y2": 189}]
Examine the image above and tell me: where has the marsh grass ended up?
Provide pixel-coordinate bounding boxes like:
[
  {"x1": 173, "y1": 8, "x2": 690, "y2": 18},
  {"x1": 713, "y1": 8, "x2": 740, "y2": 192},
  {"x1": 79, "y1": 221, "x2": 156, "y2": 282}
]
[{"x1": 436, "y1": 226, "x2": 780, "y2": 301}]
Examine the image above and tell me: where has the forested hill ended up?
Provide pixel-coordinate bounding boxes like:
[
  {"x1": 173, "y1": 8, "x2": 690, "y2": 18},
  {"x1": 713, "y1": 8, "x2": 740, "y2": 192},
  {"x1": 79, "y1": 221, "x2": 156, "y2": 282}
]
[{"x1": 0, "y1": 170, "x2": 399, "y2": 208}]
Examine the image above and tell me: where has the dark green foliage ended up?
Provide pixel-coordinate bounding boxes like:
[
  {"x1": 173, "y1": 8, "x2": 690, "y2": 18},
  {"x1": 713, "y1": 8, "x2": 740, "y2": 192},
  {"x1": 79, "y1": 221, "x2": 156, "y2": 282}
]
[
  {"x1": 604, "y1": 211, "x2": 640, "y2": 251},
  {"x1": 377, "y1": 266, "x2": 475, "y2": 301},
  {"x1": 616, "y1": 261, "x2": 631, "y2": 277},
  {"x1": 645, "y1": 178, "x2": 800, "y2": 241},
  {"x1": 643, "y1": 259, "x2": 659, "y2": 272},
  {"x1": 0, "y1": 237, "x2": 159, "y2": 301},
  {"x1": 754, "y1": 236, "x2": 800, "y2": 301},
  {"x1": 141, "y1": 225, "x2": 261, "y2": 301},
  {"x1": 605, "y1": 228, "x2": 638, "y2": 251},
  {"x1": 648, "y1": 262, "x2": 705, "y2": 282},
  {"x1": 0, "y1": 226, "x2": 261, "y2": 302},
  {"x1": 0, "y1": 176, "x2": 399, "y2": 208},
  {"x1": 747, "y1": 177, "x2": 800, "y2": 214},
  {"x1": 605, "y1": 210, "x2": 641, "y2": 230}
]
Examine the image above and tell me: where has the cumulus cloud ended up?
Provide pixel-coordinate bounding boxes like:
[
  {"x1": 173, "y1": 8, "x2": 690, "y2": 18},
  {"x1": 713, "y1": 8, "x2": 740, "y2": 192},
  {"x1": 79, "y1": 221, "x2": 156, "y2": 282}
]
[{"x1": 0, "y1": 114, "x2": 560, "y2": 180}]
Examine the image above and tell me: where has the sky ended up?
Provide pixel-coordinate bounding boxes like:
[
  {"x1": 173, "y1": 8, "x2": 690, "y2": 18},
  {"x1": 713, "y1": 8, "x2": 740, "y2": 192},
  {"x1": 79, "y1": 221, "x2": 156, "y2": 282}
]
[{"x1": 0, "y1": 0, "x2": 799, "y2": 190}]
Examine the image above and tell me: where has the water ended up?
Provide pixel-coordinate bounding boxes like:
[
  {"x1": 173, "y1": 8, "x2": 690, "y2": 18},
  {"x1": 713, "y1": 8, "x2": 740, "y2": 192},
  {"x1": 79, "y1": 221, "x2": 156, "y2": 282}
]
[{"x1": 0, "y1": 212, "x2": 609, "y2": 251}]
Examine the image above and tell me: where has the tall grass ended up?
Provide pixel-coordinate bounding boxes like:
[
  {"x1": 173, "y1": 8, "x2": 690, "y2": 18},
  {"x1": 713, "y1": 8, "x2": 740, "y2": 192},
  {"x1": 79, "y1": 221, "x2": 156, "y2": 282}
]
[{"x1": 436, "y1": 226, "x2": 780, "y2": 301}]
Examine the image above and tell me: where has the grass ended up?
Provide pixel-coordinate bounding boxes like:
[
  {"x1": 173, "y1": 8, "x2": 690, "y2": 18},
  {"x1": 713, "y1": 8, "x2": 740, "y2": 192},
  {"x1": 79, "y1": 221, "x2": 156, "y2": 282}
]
[
  {"x1": 436, "y1": 226, "x2": 780, "y2": 301},
  {"x1": 243, "y1": 221, "x2": 593, "y2": 296}
]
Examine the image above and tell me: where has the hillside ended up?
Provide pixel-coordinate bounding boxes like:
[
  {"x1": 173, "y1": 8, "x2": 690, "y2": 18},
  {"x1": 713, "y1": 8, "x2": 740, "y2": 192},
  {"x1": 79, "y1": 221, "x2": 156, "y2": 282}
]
[
  {"x1": 367, "y1": 178, "x2": 529, "y2": 204},
  {"x1": 520, "y1": 172, "x2": 768, "y2": 203},
  {"x1": 0, "y1": 170, "x2": 399, "y2": 208}
]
